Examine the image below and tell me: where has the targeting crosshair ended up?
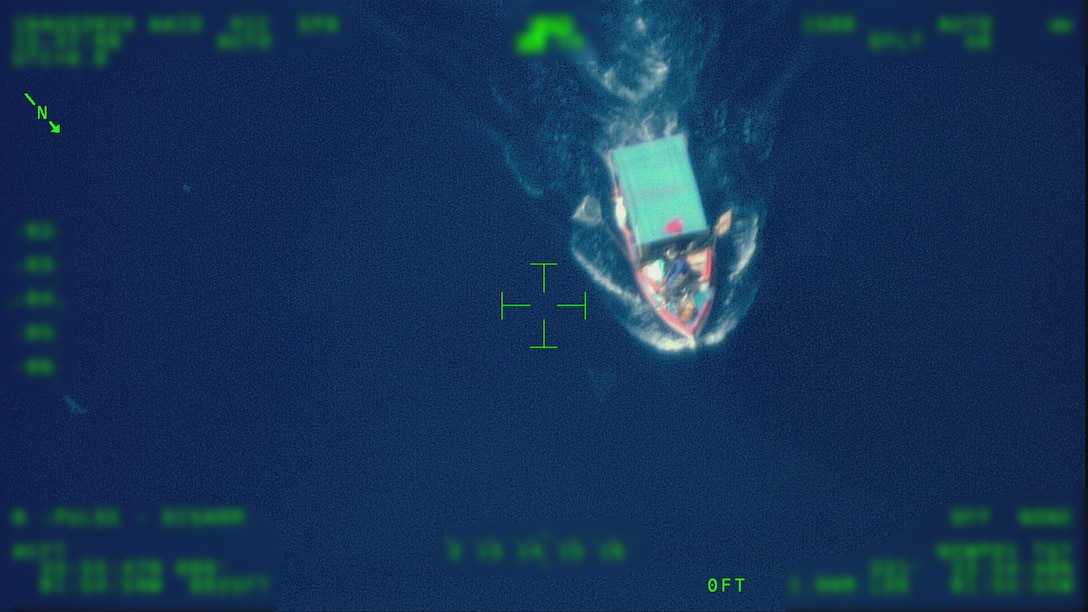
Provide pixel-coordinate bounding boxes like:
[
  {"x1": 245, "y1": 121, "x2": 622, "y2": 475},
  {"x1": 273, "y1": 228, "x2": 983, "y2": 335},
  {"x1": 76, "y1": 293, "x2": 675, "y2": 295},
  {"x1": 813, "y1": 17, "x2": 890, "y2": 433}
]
[{"x1": 500, "y1": 262, "x2": 588, "y2": 349}]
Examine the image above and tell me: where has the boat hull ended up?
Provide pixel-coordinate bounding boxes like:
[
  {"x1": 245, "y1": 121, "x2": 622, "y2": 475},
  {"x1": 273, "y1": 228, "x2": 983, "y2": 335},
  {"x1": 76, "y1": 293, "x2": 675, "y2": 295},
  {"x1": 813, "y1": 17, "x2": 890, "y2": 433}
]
[{"x1": 605, "y1": 134, "x2": 719, "y2": 339}]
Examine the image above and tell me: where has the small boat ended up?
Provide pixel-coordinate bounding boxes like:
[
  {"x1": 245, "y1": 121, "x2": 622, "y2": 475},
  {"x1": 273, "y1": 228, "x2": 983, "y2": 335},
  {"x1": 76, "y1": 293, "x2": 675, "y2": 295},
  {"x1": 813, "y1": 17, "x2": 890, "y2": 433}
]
[{"x1": 605, "y1": 134, "x2": 731, "y2": 339}]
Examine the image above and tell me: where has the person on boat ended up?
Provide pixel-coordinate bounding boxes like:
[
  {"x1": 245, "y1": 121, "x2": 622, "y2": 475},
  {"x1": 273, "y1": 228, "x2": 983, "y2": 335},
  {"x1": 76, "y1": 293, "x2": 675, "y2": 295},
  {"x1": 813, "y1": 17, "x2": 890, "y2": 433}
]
[
  {"x1": 677, "y1": 297, "x2": 696, "y2": 324},
  {"x1": 663, "y1": 246, "x2": 690, "y2": 296}
]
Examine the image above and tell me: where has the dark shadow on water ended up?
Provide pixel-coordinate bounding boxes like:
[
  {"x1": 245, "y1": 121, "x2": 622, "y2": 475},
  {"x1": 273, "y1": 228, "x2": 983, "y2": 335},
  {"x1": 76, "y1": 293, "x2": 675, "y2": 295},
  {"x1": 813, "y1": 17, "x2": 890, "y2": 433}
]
[{"x1": 586, "y1": 367, "x2": 617, "y2": 403}]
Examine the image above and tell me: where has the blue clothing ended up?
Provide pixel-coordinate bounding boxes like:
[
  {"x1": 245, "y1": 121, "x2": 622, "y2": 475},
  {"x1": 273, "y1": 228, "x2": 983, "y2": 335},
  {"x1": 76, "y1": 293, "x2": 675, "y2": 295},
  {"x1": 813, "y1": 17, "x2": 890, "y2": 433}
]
[{"x1": 664, "y1": 256, "x2": 689, "y2": 290}]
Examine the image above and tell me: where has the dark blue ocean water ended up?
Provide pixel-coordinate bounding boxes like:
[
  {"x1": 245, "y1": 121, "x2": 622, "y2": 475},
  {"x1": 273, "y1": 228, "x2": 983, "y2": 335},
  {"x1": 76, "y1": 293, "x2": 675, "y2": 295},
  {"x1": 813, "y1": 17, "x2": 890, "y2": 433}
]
[{"x1": 1, "y1": 1, "x2": 1084, "y2": 610}]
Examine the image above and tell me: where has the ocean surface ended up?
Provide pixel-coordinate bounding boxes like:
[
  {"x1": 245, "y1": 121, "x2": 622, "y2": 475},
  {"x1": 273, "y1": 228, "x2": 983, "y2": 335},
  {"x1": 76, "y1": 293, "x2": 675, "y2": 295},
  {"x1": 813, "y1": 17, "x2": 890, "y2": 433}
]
[{"x1": 1, "y1": 1, "x2": 1084, "y2": 610}]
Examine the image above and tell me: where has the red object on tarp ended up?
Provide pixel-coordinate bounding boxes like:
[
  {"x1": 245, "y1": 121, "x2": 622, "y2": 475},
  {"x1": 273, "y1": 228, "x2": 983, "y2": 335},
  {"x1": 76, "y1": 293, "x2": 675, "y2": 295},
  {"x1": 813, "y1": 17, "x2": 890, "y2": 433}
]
[{"x1": 665, "y1": 218, "x2": 684, "y2": 234}]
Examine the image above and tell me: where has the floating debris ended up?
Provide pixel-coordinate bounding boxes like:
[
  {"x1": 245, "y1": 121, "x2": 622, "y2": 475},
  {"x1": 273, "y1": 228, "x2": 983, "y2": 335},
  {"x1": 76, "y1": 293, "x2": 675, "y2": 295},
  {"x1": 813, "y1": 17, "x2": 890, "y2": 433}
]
[{"x1": 63, "y1": 395, "x2": 86, "y2": 415}]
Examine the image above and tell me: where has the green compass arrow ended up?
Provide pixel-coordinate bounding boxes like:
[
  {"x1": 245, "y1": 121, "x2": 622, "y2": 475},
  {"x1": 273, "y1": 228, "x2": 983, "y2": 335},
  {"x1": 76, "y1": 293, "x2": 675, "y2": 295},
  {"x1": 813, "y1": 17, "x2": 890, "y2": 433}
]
[{"x1": 26, "y1": 92, "x2": 60, "y2": 133}]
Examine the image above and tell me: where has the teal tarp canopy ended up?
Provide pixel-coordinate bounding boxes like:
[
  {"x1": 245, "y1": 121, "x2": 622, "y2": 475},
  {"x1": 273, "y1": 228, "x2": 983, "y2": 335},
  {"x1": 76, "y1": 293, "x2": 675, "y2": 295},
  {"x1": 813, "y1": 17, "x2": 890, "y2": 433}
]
[{"x1": 611, "y1": 134, "x2": 708, "y2": 246}]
